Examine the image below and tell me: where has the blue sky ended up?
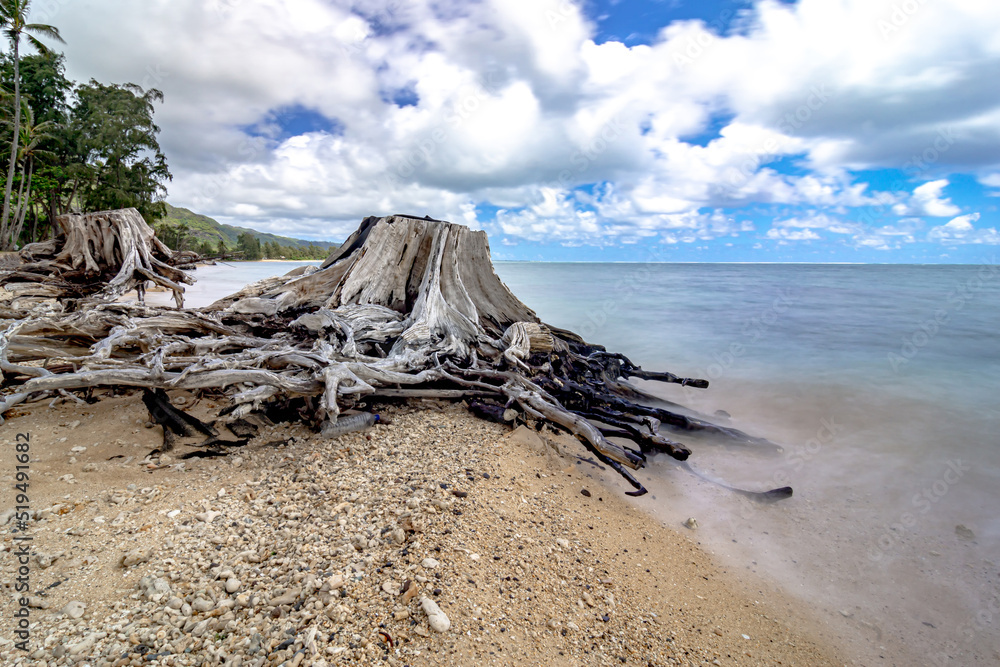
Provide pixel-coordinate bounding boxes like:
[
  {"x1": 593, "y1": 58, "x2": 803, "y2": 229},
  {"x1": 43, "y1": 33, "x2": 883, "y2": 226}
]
[{"x1": 55, "y1": 0, "x2": 1000, "y2": 262}]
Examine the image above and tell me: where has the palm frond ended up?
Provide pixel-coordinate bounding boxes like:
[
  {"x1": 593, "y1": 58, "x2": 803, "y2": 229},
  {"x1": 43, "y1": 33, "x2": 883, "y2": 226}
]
[
  {"x1": 25, "y1": 23, "x2": 64, "y2": 44},
  {"x1": 25, "y1": 33, "x2": 51, "y2": 54}
]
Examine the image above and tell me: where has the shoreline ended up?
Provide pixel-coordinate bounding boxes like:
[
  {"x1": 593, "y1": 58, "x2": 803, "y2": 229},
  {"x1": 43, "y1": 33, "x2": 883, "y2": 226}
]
[{"x1": 0, "y1": 391, "x2": 846, "y2": 665}]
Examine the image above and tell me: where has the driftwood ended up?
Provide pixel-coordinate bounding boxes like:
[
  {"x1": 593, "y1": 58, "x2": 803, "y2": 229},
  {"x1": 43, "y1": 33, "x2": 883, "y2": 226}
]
[
  {"x1": 2, "y1": 208, "x2": 193, "y2": 308},
  {"x1": 0, "y1": 212, "x2": 790, "y2": 498}
]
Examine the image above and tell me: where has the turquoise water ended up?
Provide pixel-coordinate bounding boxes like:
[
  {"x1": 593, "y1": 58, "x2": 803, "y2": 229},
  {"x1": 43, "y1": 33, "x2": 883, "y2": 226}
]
[
  {"x1": 494, "y1": 263, "x2": 1000, "y2": 412},
  {"x1": 494, "y1": 262, "x2": 1000, "y2": 666},
  {"x1": 175, "y1": 261, "x2": 1000, "y2": 665}
]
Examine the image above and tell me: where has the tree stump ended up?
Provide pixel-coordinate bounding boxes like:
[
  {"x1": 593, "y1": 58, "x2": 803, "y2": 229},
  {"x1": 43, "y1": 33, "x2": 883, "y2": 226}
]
[
  {"x1": 2, "y1": 207, "x2": 193, "y2": 308},
  {"x1": 0, "y1": 213, "x2": 789, "y2": 498}
]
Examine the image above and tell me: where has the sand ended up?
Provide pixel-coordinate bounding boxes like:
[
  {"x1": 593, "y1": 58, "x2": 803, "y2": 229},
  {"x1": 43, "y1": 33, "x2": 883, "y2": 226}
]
[{"x1": 0, "y1": 389, "x2": 846, "y2": 666}]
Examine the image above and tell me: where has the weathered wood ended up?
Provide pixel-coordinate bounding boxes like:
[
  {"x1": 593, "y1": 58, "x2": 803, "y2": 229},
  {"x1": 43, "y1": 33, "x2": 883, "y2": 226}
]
[
  {"x1": 0, "y1": 207, "x2": 194, "y2": 309},
  {"x1": 0, "y1": 213, "x2": 790, "y2": 499}
]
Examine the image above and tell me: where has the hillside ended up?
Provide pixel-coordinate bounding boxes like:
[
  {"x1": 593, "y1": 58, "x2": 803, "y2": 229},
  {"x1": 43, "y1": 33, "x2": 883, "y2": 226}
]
[{"x1": 158, "y1": 203, "x2": 340, "y2": 251}]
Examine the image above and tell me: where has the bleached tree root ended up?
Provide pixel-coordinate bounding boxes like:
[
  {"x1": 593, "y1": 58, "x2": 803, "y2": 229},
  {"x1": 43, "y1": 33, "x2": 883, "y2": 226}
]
[
  {"x1": 1, "y1": 207, "x2": 193, "y2": 309},
  {"x1": 0, "y1": 213, "x2": 790, "y2": 499}
]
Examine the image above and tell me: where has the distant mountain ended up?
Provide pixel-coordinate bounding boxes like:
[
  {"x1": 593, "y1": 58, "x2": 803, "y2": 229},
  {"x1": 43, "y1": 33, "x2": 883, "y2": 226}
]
[{"x1": 159, "y1": 204, "x2": 340, "y2": 251}]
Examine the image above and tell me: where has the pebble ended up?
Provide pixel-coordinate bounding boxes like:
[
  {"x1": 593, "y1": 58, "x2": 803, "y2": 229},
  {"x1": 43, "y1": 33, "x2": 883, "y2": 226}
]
[
  {"x1": 684, "y1": 517, "x2": 699, "y2": 530},
  {"x1": 420, "y1": 597, "x2": 451, "y2": 632},
  {"x1": 139, "y1": 576, "x2": 172, "y2": 602},
  {"x1": 36, "y1": 551, "x2": 60, "y2": 569},
  {"x1": 225, "y1": 577, "x2": 242, "y2": 593},
  {"x1": 401, "y1": 582, "x2": 420, "y2": 603},
  {"x1": 60, "y1": 600, "x2": 86, "y2": 619},
  {"x1": 421, "y1": 557, "x2": 440, "y2": 569},
  {"x1": 121, "y1": 546, "x2": 152, "y2": 567},
  {"x1": 192, "y1": 597, "x2": 214, "y2": 613},
  {"x1": 270, "y1": 588, "x2": 300, "y2": 606},
  {"x1": 68, "y1": 632, "x2": 105, "y2": 655}
]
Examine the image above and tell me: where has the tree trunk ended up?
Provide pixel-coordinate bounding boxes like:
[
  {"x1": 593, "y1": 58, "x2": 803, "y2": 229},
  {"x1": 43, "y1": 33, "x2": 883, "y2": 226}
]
[
  {"x1": 1, "y1": 39, "x2": 21, "y2": 250},
  {"x1": 10, "y1": 158, "x2": 32, "y2": 247},
  {"x1": 28, "y1": 198, "x2": 37, "y2": 245}
]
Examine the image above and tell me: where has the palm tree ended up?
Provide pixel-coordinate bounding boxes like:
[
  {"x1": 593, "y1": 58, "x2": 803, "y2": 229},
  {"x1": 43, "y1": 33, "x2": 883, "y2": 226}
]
[
  {"x1": 0, "y1": 0, "x2": 63, "y2": 250},
  {"x1": 7, "y1": 99, "x2": 54, "y2": 244}
]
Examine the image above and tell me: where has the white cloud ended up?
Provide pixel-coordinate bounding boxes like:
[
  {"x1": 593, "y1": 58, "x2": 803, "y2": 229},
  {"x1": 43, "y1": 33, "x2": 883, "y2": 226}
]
[
  {"x1": 928, "y1": 213, "x2": 1000, "y2": 244},
  {"x1": 850, "y1": 218, "x2": 924, "y2": 249},
  {"x1": 893, "y1": 180, "x2": 962, "y2": 217},
  {"x1": 770, "y1": 213, "x2": 849, "y2": 231},
  {"x1": 765, "y1": 213, "x2": 928, "y2": 249},
  {"x1": 44, "y1": 0, "x2": 1000, "y2": 246},
  {"x1": 765, "y1": 228, "x2": 822, "y2": 242},
  {"x1": 981, "y1": 173, "x2": 1000, "y2": 196},
  {"x1": 496, "y1": 185, "x2": 753, "y2": 245}
]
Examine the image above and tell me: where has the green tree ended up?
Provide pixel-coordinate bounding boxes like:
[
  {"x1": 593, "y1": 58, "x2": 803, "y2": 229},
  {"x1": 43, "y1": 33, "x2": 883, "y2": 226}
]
[
  {"x1": 71, "y1": 80, "x2": 171, "y2": 223},
  {"x1": 0, "y1": 0, "x2": 63, "y2": 249},
  {"x1": 0, "y1": 50, "x2": 71, "y2": 242},
  {"x1": 196, "y1": 238, "x2": 214, "y2": 257},
  {"x1": 154, "y1": 220, "x2": 192, "y2": 251},
  {"x1": 236, "y1": 231, "x2": 262, "y2": 260},
  {"x1": 9, "y1": 49, "x2": 69, "y2": 123}
]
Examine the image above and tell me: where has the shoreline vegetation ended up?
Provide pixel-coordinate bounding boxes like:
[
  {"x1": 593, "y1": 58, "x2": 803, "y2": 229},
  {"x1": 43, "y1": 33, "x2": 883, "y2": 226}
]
[
  {"x1": 0, "y1": 394, "x2": 844, "y2": 666},
  {"x1": 153, "y1": 204, "x2": 338, "y2": 261}
]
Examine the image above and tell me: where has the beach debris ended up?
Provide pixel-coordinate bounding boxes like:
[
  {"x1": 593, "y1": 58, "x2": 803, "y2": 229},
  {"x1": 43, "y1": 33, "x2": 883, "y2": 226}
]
[
  {"x1": 683, "y1": 517, "x2": 699, "y2": 530},
  {"x1": 0, "y1": 212, "x2": 789, "y2": 498},
  {"x1": 677, "y1": 461, "x2": 792, "y2": 502},
  {"x1": 322, "y1": 411, "x2": 379, "y2": 437}
]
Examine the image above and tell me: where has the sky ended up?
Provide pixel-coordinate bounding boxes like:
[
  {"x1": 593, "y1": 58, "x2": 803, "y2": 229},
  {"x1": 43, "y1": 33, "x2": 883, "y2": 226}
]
[{"x1": 43, "y1": 0, "x2": 1000, "y2": 262}]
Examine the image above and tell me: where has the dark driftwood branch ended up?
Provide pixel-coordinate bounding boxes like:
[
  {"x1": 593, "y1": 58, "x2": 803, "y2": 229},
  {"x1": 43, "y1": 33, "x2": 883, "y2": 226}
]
[{"x1": 0, "y1": 212, "x2": 791, "y2": 500}]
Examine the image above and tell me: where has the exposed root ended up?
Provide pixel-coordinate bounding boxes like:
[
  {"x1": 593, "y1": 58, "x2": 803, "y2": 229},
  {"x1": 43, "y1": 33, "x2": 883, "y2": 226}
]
[{"x1": 0, "y1": 213, "x2": 789, "y2": 499}]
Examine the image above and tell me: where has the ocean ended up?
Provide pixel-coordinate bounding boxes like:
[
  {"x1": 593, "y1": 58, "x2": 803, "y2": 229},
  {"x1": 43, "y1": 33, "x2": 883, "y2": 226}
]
[{"x1": 175, "y1": 260, "x2": 1000, "y2": 665}]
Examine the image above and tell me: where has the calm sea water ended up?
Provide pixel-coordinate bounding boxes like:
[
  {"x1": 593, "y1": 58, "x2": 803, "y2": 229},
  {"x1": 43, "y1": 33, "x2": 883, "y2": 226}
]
[{"x1": 175, "y1": 261, "x2": 1000, "y2": 665}]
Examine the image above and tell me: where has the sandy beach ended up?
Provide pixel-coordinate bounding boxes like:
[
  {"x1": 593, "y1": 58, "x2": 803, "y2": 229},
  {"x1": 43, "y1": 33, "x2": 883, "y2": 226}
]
[{"x1": 0, "y1": 389, "x2": 845, "y2": 666}]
